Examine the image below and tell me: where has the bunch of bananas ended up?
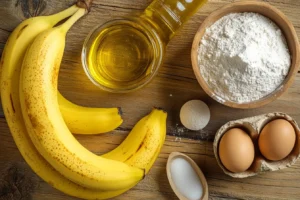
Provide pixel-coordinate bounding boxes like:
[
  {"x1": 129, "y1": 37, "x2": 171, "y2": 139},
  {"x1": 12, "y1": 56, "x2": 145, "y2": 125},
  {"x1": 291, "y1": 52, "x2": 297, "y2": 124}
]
[{"x1": 0, "y1": 2, "x2": 167, "y2": 199}]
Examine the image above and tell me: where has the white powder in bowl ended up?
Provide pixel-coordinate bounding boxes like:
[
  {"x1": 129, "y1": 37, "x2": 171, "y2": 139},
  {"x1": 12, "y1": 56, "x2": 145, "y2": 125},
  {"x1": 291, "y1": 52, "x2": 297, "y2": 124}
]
[{"x1": 198, "y1": 13, "x2": 291, "y2": 103}]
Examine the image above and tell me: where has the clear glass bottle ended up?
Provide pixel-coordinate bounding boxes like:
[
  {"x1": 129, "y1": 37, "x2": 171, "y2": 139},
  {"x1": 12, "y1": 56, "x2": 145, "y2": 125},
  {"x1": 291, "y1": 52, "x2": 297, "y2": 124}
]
[{"x1": 82, "y1": 0, "x2": 207, "y2": 92}]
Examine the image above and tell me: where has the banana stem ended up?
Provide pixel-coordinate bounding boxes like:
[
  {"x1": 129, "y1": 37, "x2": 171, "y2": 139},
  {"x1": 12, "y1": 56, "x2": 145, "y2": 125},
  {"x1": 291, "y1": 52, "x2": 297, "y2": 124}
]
[
  {"x1": 77, "y1": 0, "x2": 94, "y2": 12},
  {"x1": 59, "y1": 8, "x2": 86, "y2": 34},
  {"x1": 49, "y1": 5, "x2": 79, "y2": 26}
]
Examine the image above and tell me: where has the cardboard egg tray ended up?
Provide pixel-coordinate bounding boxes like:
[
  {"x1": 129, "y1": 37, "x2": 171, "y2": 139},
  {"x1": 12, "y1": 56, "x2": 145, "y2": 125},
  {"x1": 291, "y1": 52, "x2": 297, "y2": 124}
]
[{"x1": 213, "y1": 112, "x2": 300, "y2": 178}]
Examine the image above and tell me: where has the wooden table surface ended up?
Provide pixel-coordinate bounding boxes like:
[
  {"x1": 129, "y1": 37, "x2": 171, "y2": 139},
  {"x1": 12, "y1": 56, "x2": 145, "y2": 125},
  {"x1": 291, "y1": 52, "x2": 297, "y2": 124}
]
[{"x1": 0, "y1": 0, "x2": 300, "y2": 199}]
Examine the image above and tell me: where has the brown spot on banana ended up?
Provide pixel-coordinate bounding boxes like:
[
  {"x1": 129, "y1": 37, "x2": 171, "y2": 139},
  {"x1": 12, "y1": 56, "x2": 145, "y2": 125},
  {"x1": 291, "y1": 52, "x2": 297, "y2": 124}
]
[
  {"x1": 51, "y1": 73, "x2": 57, "y2": 88},
  {"x1": 16, "y1": 24, "x2": 28, "y2": 39},
  {"x1": 28, "y1": 113, "x2": 42, "y2": 130},
  {"x1": 1, "y1": 50, "x2": 6, "y2": 66},
  {"x1": 125, "y1": 154, "x2": 134, "y2": 162},
  {"x1": 51, "y1": 56, "x2": 60, "y2": 88},
  {"x1": 9, "y1": 94, "x2": 15, "y2": 113},
  {"x1": 136, "y1": 141, "x2": 144, "y2": 152},
  {"x1": 24, "y1": 95, "x2": 30, "y2": 111}
]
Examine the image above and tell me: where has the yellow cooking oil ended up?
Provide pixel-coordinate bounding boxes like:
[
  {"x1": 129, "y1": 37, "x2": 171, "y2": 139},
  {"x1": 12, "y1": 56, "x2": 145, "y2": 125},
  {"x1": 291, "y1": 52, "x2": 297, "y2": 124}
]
[
  {"x1": 84, "y1": 0, "x2": 207, "y2": 92},
  {"x1": 87, "y1": 24, "x2": 154, "y2": 85}
]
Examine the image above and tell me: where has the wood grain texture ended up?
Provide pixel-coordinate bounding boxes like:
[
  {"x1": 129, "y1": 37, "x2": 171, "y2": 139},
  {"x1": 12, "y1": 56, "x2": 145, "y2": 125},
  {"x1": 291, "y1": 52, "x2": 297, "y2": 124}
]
[{"x1": 0, "y1": 0, "x2": 300, "y2": 199}]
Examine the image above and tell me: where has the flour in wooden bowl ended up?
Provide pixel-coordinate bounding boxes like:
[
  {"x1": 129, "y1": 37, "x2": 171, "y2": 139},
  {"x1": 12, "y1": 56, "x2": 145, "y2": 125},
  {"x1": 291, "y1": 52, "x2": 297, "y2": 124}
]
[{"x1": 198, "y1": 13, "x2": 291, "y2": 103}]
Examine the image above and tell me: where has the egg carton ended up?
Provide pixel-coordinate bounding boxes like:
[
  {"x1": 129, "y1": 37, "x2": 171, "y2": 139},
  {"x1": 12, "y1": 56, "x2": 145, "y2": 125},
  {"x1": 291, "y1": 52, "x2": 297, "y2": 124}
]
[{"x1": 213, "y1": 112, "x2": 300, "y2": 178}]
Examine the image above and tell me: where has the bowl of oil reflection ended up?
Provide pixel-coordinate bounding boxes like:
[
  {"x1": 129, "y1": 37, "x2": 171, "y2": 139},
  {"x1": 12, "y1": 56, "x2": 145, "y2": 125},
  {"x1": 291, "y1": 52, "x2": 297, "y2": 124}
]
[{"x1": 82, "y1": 18, "x2": 165, "y2": 93}]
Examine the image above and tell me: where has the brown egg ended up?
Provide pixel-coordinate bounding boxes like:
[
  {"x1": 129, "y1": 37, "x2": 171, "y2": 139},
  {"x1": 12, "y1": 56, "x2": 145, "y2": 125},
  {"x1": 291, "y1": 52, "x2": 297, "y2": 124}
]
[
  {"x1": 258, "y1": 119, "x2": 296, "y2": 161},
  {"x1": 218, "y1": 128, "x2": 255, "y2": 173}
]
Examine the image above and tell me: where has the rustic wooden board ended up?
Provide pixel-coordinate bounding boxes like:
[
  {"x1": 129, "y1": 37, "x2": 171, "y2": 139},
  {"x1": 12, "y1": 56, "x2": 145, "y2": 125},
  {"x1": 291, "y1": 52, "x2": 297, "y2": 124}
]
[{"x1": 0, "y1": 0, "x2": 300, "y2": 199}]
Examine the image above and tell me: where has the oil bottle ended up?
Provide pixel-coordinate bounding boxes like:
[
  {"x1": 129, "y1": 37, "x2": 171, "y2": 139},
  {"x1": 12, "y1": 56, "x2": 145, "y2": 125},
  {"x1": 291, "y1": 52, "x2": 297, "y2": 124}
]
[{"x1": 82, "y1": 0, "x2": 207, "y2": 92}]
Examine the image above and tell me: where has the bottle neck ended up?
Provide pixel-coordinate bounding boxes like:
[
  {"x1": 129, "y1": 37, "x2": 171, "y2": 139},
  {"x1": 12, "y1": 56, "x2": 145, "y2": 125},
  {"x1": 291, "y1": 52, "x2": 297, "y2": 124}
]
[{"x1": 141, "y1": 0, "x2": 207, "y2": 43}]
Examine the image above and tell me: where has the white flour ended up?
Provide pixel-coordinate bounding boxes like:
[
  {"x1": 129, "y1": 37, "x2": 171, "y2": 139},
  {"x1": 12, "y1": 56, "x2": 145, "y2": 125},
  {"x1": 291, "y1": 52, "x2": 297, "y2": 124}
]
[{"x1": 198, "y1": 13, "x2": 291, "y2": 103}]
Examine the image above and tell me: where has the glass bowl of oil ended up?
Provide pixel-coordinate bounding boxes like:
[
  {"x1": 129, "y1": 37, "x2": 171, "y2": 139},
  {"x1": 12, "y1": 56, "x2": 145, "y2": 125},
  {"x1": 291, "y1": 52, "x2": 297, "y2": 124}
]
[{"x1": 82, "y1": 17, "x2": 165, "y2": 93}]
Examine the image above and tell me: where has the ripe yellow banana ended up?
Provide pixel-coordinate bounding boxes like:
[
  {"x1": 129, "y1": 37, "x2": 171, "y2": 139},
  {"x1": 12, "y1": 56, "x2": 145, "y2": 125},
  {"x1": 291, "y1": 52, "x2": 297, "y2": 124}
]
[
  {"x1": 0, "y1": 4, "x2": 129, "y2": 199},
  {"x1": 2, "y1": 2, "x2": 166, "y2": 199},
  {"x1": 102, "y1": 115, "x2": 149, "y2": 161},
  {"x1": 125, "y1": 109, "x2": 167, "y2": 173},
  {"x1": 58, "y1": 92, "x2": 123, "y2": 134},
  {"x1": 0, "y1": 3, "x2": 123, "y2": 135},
  {"x1": 19, "y1": 8, "x2": 144, "y2": 190},
  {"x1": 103, "y1": 108, "x2": 167, "y2": 167},
  {"x1": 144, "y1": 109, "x2": 167, "y2": 172},
  {"x1": 1, "y1": 4, "x2": 160, "y2": 199},
  {"x1": 0, "y1": 5, "x2": 78, "y2": 85}
]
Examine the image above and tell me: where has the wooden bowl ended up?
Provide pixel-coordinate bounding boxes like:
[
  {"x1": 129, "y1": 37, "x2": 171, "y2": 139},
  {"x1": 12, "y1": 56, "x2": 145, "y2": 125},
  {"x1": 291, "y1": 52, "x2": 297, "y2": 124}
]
[
  {"x1": 166, "y1": 152, "x2": 208, "y2": 200},
  {"x1": 191, "y1": 1, "x2": 300, "y2": 109}
]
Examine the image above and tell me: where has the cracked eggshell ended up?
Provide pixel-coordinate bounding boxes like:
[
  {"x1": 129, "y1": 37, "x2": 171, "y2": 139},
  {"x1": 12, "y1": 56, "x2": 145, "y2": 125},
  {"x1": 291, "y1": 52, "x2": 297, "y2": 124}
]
[{"x1": 213, "y1": 112, "x2": 300, "y2": 178}]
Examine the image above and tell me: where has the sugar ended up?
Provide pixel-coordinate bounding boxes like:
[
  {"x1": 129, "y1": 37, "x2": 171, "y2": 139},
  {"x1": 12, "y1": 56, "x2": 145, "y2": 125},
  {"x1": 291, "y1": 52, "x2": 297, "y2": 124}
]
[{"x1": 170, "y1": 157, "x2": 203, "y2": 200}]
